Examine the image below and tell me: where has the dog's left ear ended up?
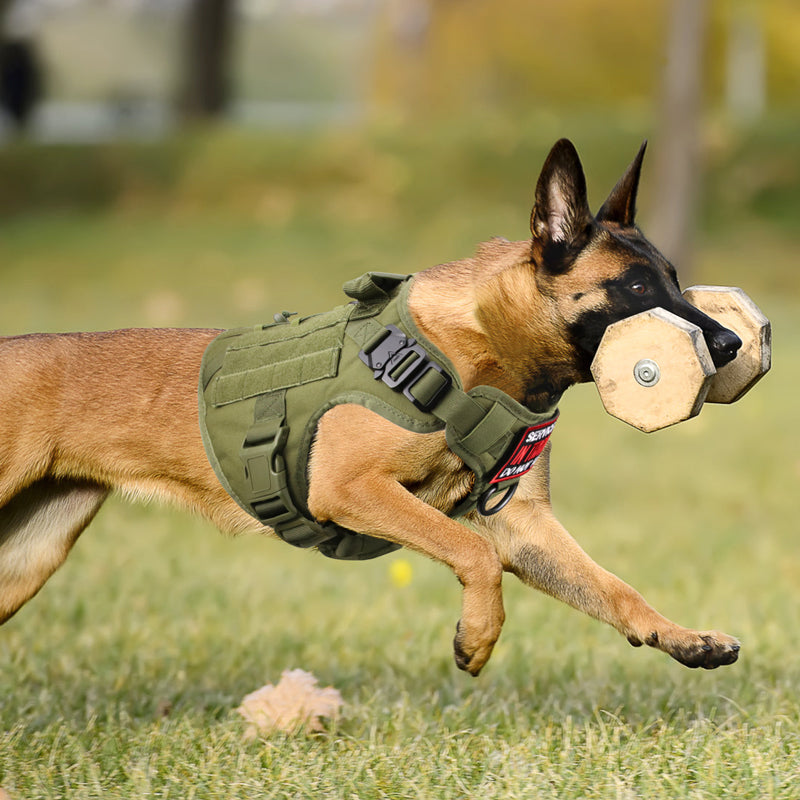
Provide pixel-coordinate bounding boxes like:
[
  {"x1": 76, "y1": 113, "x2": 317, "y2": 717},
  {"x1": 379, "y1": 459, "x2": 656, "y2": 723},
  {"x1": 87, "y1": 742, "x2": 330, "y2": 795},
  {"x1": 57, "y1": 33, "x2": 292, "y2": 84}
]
[
  {"x1": 530, "y1": 138, "x2": 592, "y2": 252},
  {"x1": 596, "y1": 141, "x2": 647, "y2": 227}
]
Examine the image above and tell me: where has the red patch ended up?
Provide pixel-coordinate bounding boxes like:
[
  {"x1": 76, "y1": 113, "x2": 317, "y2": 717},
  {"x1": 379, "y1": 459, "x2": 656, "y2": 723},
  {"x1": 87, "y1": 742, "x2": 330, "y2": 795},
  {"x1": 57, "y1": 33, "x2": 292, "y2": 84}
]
[{"x1": 489, "y1": 415, "x2": 558, "y2": 484}]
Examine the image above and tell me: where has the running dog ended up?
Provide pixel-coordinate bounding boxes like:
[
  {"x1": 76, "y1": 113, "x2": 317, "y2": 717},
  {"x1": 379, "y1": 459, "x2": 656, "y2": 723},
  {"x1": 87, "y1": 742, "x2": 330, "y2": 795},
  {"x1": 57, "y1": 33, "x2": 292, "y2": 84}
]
[{"x1": 0, "y1": 139, "x2": 743, "y2": 676}]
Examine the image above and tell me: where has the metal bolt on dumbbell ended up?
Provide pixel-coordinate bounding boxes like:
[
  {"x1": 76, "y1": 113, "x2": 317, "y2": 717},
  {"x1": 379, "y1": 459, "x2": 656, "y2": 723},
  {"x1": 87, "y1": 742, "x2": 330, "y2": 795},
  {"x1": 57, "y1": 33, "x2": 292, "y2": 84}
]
[{"x1": 633, "y1": 359, "x2": 660, "y2": 387}]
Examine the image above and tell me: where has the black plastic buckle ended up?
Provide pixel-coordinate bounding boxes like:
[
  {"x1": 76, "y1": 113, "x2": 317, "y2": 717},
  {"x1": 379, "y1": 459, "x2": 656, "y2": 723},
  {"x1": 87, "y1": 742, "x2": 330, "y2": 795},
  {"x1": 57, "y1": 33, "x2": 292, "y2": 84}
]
[
  {"x1": 358, "y1": 324, "x2": 411, "y2": 374},
  {"x1": 358, "y1": 324, "x2": 450, "y2": 411},
  {"x1": 241, "y1": 425, "x2": 297, "y2": 525}
]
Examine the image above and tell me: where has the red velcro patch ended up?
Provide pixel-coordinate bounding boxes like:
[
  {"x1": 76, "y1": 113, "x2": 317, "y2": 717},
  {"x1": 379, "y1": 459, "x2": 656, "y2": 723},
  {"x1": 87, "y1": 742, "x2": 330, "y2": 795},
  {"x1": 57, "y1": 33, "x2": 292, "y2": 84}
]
[{"x1": 489, "y1": 415, "x2": 558, "y2": 484}]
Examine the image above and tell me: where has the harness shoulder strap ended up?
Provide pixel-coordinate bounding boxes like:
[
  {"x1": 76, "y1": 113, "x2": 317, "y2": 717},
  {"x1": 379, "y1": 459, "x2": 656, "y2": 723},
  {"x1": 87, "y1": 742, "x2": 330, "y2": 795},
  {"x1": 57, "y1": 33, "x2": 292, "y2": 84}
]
[{"x1": 348, "y1": 277, "x2": 559, "y2": 515}]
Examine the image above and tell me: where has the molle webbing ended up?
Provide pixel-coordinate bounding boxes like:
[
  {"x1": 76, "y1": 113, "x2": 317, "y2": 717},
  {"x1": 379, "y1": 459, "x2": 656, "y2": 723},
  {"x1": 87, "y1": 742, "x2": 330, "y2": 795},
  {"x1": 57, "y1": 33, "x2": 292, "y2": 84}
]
[
  {"x1": 198, "y1": 272, "x2": 559, "y2": 561},
  {"x1": 209, "y1": 312, "x2": 346, "y2": 406}
]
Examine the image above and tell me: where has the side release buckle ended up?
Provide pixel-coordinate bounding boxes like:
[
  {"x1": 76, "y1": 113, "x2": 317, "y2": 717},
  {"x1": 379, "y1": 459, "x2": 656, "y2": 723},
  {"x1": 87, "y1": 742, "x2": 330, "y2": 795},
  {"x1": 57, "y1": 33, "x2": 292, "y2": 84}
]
[
  {"x1": 358, "y1": 324, "x2": 451, "y2": 411},
  {"x1": 240, "y1": 423, "x2": 296, "y2": 526}
]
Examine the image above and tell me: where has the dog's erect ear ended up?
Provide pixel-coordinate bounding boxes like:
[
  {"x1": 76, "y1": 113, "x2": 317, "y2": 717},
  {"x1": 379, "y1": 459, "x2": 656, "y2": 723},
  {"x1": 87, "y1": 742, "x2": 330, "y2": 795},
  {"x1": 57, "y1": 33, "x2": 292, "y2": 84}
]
[
  {"x1": 530, "y1": 139, "x2": 592, "y2": 251},
  {"x1": 596, "y1": 141, "x2": 647, "y2": 227}
]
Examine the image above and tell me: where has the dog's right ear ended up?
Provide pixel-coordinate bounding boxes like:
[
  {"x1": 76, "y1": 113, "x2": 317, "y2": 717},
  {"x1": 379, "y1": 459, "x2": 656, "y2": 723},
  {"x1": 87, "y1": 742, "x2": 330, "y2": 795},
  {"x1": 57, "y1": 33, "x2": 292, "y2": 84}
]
[{"x1": 530, "y1": 139, "x2": 593, "y2": 264}]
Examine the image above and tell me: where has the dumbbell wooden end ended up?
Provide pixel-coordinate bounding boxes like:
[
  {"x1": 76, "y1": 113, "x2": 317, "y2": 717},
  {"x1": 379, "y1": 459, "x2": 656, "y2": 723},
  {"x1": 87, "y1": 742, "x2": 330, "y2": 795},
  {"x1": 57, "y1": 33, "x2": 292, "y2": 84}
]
[
  {"x1": 682, "y1": 285, "x2": 771, "y2": 404},
  {"x1": 590, "y1": 308, "x2": 716, "y2": 433}
]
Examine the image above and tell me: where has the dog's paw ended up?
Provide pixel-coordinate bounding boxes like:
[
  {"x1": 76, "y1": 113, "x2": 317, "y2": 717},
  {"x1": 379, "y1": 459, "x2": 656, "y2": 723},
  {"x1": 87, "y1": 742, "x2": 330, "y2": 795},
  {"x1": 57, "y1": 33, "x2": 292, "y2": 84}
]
[
  {"x1": 668, "y1": 630, "x2": 741, "y2": 670},
  {"x1": 453, "y1": 620, "x2": 493, "y2": 677}
]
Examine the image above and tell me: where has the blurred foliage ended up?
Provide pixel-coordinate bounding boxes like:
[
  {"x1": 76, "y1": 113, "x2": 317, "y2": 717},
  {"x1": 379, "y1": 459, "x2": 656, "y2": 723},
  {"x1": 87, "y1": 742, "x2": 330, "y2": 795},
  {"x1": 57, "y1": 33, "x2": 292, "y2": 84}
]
[
  {"x1": 371, "y1": 0, "x2": 800, "y2": 117},
  {"x1": 0, "y1": 112, "x2": 797, "y2": 239},
  {"x1": 26, "y1": 1, "x2": 800, "y2": 118},
  {"x1": 0, "y1": 113, "x2": 797, "y2": 338}
]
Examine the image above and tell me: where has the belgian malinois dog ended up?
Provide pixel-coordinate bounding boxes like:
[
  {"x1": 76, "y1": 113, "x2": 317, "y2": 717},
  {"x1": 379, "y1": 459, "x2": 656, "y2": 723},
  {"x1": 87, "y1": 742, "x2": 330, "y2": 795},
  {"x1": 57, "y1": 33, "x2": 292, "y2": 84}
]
[{"x1": 0, "y1": 139, "x2": 743, "y2": 676}]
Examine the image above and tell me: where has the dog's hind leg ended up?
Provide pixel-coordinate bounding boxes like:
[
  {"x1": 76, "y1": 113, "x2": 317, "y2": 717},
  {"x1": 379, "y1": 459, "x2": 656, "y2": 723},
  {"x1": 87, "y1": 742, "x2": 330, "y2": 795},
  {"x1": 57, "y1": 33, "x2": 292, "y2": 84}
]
[{"x1": 0, "y1": 478, "x2": 109, "y2": 623}]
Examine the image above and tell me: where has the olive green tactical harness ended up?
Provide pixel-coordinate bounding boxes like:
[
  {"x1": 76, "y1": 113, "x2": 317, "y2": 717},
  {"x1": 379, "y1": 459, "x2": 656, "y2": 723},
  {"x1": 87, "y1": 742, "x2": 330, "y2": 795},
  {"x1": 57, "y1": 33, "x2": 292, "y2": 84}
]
[{"x1": 198, "y1": 273, "x2": 559, "y2": 561}]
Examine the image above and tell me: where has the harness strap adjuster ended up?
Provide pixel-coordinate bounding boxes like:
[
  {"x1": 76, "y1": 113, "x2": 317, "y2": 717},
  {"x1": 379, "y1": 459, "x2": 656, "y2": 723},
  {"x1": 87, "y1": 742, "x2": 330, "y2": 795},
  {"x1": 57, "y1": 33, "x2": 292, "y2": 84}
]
[
  {"x1": 239, "y1": 415, "x2": 340, "y2": 546},
  {"x1": 252, "y1": 495, "x2": 294, "y2": 525},
  {"x1": 241, "y1": 422, "x2": 290, "y2": 507}
]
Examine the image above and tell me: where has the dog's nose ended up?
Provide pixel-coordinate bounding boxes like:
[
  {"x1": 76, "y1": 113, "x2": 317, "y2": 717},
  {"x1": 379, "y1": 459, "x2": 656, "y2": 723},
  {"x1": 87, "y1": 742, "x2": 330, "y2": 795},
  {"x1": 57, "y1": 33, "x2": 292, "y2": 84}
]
[{"x1": 706, "y1": 329, "x2": 742, "y2": 368}]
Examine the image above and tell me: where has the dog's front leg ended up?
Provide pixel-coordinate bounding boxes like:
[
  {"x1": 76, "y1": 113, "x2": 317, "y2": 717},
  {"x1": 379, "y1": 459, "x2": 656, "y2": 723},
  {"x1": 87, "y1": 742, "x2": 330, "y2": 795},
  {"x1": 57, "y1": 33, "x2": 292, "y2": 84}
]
[
  {"x1": 479, "y1": 448, "x2": 740, "y2": 670},
  {"x1": 308, "y1": 406, "x2": 505, "y2": 675}
]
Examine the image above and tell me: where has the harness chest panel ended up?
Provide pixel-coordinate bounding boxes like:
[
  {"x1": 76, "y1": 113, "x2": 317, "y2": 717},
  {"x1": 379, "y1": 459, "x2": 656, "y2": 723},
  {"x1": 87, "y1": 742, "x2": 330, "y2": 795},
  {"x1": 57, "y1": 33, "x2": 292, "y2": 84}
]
[{"x1": 198, "y1": 273, "x2": 558, "y2": 561}]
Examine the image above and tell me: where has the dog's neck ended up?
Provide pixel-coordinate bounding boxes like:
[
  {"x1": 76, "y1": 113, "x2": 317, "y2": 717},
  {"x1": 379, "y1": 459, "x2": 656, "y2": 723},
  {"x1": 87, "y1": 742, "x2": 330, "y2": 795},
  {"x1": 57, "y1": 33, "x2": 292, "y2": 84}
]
[{"x1": 407, "y1": 239, "x2": 583, "y2": 413}]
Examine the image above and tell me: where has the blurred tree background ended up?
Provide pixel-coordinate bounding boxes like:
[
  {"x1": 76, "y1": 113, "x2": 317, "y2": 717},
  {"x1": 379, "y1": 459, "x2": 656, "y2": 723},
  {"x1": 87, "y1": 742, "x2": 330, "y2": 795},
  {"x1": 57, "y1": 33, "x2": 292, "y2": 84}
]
[
  {"x1": 0, "y1": 0, "x2": 797, "y2": 332},
  {"x1": 371, "y1": 0, "x2": 798, "y2": 113}
]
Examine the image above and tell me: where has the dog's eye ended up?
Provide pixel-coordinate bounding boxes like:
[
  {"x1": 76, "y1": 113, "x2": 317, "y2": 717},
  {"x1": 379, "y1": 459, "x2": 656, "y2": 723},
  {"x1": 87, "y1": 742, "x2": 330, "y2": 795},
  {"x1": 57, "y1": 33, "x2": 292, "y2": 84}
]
[{"x1": 629, "y1": 282, "x2": 647, "y2": 296}]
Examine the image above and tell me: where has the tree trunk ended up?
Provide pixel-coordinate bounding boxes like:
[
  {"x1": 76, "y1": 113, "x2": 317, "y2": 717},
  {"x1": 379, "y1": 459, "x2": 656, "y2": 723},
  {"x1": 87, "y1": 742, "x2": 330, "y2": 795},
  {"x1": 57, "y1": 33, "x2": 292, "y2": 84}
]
[
  {"x1": 648, "y1": 0, "x2": 710, "y2": 280},
  {"x1": 178, "y1": 0, "x2": 235, "y2": 120},
  {"x1": 0, "y1": 0, "x2": 44, "y2": 131}
]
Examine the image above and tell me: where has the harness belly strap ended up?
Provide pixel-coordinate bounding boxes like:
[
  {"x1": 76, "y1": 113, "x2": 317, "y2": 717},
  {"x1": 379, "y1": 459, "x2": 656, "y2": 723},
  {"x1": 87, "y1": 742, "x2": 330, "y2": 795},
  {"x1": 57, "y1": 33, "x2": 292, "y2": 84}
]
[{"x1": 198, "y1": 272, "x2": 559, "y2": 561}]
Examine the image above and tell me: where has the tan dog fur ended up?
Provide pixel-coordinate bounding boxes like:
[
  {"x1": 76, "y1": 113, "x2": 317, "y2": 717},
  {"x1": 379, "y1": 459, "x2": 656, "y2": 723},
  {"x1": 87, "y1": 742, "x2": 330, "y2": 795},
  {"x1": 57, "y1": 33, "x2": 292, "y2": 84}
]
[{"x1": 0, "y1": 140, "x2": 741, "y2": 676}]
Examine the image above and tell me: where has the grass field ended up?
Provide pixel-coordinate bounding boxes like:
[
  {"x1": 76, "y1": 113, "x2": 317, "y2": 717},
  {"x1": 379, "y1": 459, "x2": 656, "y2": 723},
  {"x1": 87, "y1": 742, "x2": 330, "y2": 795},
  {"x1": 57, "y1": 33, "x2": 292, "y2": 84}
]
[{"x1": 1, "y1": 119, "x2": 799, "y2": 798}]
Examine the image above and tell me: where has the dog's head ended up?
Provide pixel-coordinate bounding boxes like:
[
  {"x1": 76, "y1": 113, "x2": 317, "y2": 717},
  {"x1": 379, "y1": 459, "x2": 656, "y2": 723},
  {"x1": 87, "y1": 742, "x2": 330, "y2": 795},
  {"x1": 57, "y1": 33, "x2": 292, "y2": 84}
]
[{"x1": 529, "y1": 139, "x2": 741, "y2": 381}]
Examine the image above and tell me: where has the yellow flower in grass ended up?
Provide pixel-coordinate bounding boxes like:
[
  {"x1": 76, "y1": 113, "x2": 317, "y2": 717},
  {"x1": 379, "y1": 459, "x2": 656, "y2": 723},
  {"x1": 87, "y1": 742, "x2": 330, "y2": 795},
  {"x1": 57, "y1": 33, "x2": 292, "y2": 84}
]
[{"x1": 389, "y1": 558, "x2": 413, "y2": 588}]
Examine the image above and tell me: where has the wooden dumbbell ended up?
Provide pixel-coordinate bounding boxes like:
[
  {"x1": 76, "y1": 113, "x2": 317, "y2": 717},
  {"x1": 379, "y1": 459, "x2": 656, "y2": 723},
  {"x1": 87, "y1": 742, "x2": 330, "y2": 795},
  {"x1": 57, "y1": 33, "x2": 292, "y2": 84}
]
[
  {"x1": 590, "y1": 308, "x2": 716, "y2": 433},
  {"x1": 681, "y1": 285, "x2": 771, "y2": 403},
  {"x1": 590, "y1": 287, "x2": 771, "y2": 432}
]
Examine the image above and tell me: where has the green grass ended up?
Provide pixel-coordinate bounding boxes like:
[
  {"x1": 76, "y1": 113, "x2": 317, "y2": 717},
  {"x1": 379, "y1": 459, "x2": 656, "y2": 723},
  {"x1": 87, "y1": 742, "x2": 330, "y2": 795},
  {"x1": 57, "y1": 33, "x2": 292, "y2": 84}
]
[{"x1": 1, "y1": 119, "x2": 799, "y2": 798}]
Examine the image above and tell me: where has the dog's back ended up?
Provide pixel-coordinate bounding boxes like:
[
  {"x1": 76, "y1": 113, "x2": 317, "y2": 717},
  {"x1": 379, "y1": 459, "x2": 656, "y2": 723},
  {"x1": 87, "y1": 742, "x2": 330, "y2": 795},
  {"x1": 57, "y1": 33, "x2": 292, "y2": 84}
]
[{"x1": 0, "y1": 328, "x2": 254, "y2": 623}]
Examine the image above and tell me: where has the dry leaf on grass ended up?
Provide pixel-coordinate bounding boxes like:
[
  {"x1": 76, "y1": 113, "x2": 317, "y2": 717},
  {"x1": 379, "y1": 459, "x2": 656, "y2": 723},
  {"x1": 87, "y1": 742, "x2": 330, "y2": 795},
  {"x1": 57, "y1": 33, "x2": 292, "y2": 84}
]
[{"x1": 237, "y1": 669, "x2": 344, "y2": 738}]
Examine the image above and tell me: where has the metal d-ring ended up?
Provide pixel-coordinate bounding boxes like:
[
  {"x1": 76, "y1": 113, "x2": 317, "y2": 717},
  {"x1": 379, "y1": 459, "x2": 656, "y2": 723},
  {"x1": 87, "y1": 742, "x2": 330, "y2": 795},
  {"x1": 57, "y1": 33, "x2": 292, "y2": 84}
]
[{"x1": 477, "y1": 482, "x2": 518, "y2": 516}]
